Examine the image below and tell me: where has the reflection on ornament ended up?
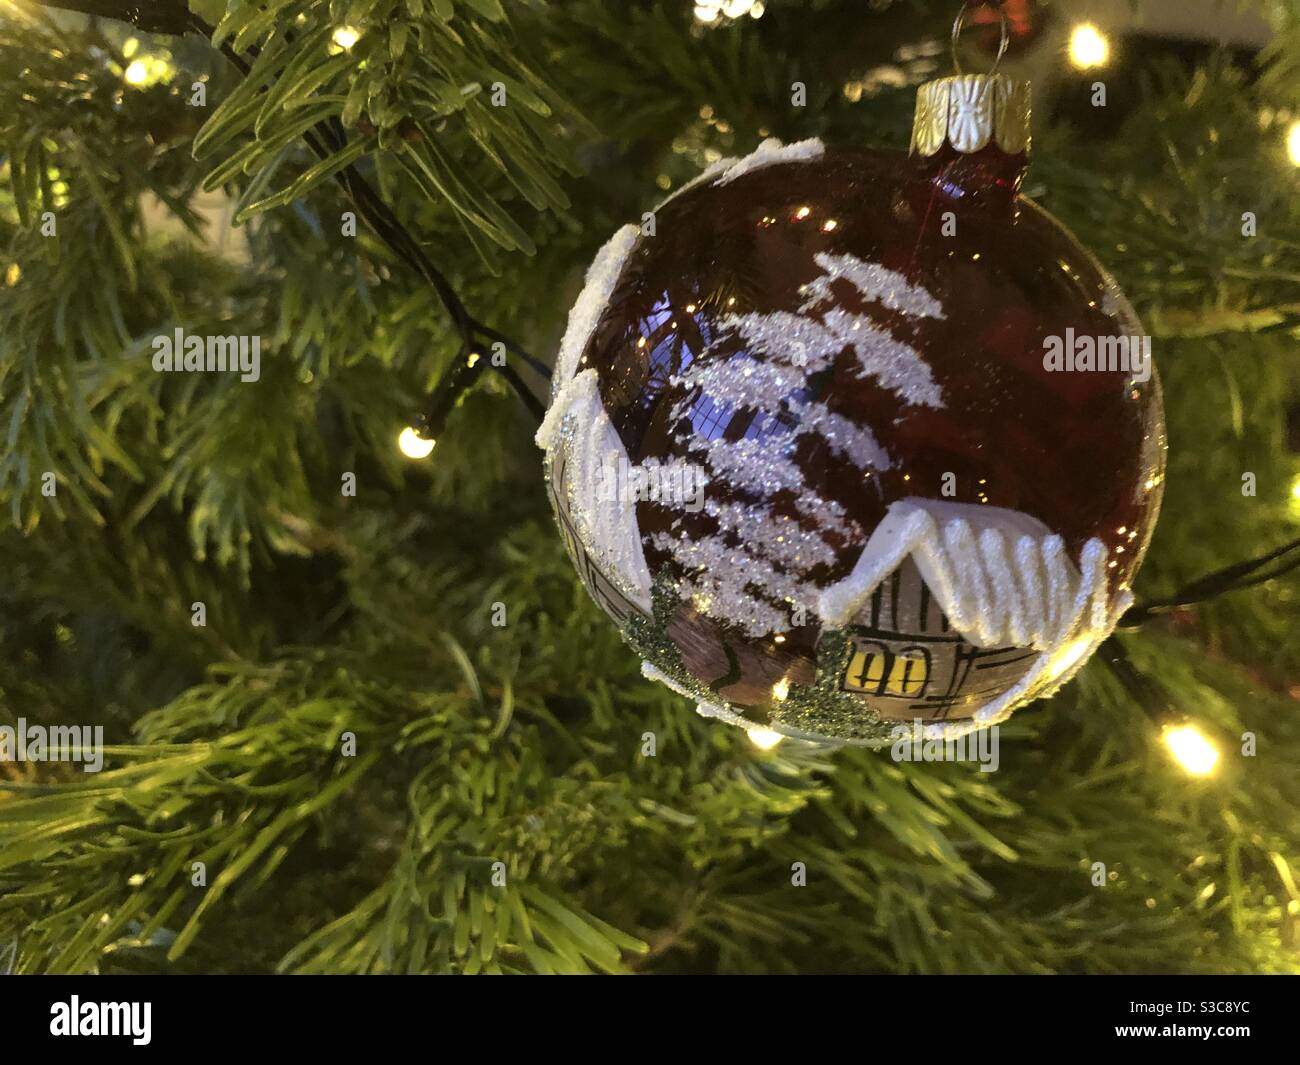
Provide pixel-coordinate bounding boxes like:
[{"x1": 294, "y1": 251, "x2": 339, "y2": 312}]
[
  {"x1": 1162, "y1": 723, "x2": 1220, "y2": 777},
  {"x1": 539, "y1": 71, "x2": 1165, "y2": 746},
  {"x1": 397, "y1": 426, "x2": 435, "y2": 459},
  {"x1": 1068, "y1": 24, "x2": 1110, "y2": 70},
  {"x1": 1043, "y1": 635, "x2": 1095, "y2": 684},
  {"x1": 746, "y1": 726, "x2": 784, "y2": 750}
]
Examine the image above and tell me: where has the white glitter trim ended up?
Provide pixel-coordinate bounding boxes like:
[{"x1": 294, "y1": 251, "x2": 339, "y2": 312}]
[
  {"x1": 548, "y1": 224, "x2": 640, "y2": 402},
  {"x1": 640, "y1": 661, "x2": 742, "y2": 726},
  {"x1": 714, "y1": 137, "x2": 824, "y2": 185},
  {"x1": 817, "y1": 497, "x2": 1128, "y2": 739},
  {"x1": 655, "y1": 155, "x2": 739, "y2": 210},
  {"x1": 535, "y1": 367, "x2": 585, "y2": 452},
  {"x1": 820, "y1": 499, "x2": 1109, "y2": 649},
  {"x1": 546, "y1": 370, "x2": 654, "y2": 610},
  {"x1": 655, "y1": 137, "x2": 825, "y2": 209}
]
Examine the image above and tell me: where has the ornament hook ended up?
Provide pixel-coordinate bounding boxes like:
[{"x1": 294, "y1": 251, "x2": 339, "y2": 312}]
[{"x1": 951, "y1": 1, "x2": 1010, "y2": 76}]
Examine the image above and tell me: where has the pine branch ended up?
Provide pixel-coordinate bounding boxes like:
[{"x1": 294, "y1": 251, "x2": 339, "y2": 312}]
[{"x1": 28, "y1": 0, "x2": 552, "y2": 430}]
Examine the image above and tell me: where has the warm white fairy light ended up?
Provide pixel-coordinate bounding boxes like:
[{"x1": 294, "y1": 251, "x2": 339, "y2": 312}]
[
  {"x1": 119, "y1": 51, "x2": 174, "y2": 89},
  {"x1": 1287, "y1": 120, "x2": 1300, "y2": 168},
  {"x1": 1162, "y1": 723, "x2": 1220, "y2": 777},
  {"x1": 1069, "y1": 24, "x2": 1110, "y2": 70},
  {"x1": 397, "y1": 426, "x2": 435, "y2": 459},
  {"x1": 747, "y1": 726, "x2": 784, "y2": 750},
  {"x1": 694, "y1": 0, "x2": 764, "y2": 24},
  {"x1": 332, "y1": 25, "x2": 361, "y2": 51}
]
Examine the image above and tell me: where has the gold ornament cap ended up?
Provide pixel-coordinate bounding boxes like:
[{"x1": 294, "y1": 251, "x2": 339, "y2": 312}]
[{"x1": 910, "y1": 73, "x2": 1031, "y2": 157}]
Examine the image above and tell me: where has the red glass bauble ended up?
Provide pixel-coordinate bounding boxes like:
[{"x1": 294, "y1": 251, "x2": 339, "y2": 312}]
[{"x1": 540, "y1": 102, "x2": 1165, "y2": 745}]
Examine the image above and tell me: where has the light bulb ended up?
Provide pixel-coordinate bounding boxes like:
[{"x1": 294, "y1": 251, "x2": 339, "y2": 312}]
[
  {"x1": 332, "y1": 26, "x2": 361, "y2": 51},
  {"x1": 397, "y1": 426, "x2": 435, "y2": 459},
  {"x1": 1162, "y1": 723, "x2": 1220, "y2": 777},
  {"x1": 123, "y1": 60, "x2": 148, "y2": 85},
  {"x1": 1069, "y1": 24, "x2": 1110, "y2": 70},
  {"x1": 1288, "y1": 121, "x2": 1300, "y2": 168}
]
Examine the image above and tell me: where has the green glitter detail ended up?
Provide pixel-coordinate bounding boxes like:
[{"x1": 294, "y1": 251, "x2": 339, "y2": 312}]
[{"x1": 621, "y1": 575, "x2": 900, "y2": 746}]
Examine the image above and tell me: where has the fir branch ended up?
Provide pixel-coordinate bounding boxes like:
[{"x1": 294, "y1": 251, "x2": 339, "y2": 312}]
[{"x1": 30, "y1": 0, "x2": 557, "y2": 431}]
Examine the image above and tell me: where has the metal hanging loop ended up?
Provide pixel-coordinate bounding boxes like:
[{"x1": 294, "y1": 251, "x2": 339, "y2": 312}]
[{"x1": 952, "y1": 1, "x2": 1010, "y2": 76}]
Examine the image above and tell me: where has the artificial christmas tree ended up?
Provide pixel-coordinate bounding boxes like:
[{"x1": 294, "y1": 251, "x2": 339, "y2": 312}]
[{"x1": 0, "y1": 0, "x2": 1297, "y2": 978}]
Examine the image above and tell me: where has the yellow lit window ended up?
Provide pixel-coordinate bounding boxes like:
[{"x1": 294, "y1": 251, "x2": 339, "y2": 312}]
[{"x1": 886, "y1": 649, "x2": 929, "y2": 696}]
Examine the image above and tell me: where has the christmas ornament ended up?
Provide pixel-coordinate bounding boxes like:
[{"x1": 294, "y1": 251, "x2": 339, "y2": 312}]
[{"x1": 537, "y1": 39, "x2": 1166, "y2": 745}]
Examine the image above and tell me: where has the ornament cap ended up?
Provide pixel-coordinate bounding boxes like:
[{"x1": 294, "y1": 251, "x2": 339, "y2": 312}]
[{"x1": 910, "y1": 74, "x2": 1031, "y2": 157}]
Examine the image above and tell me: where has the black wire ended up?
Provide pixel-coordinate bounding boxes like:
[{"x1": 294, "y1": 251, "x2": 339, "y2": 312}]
[
  {"x1": 1120, "y1": 534, "x2": 1300, "y2": 628},
  {"x1": 1096, "y1": 637, "x2": 1174, "y2": 726},
  {"x1": 206, "y1": 24, "x2": 549, "y2": 434}
]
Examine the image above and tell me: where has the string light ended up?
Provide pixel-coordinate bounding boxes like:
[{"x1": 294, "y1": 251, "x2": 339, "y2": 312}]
[
  {"x1": 1287, "y1": 120, "x2": 1300, "y2": 168},
  {"x1": 1162, "y1": 723, "x2": 1221, "y2": 777},
  {"x1": 331, "y1": 26, "x2": 361, "y2": 51},
  {"x1": 118, "y1": 51, "x2": 174, "y2": 89},
  {"x1": 746, "y1": 726, "x2": 784, "y2": 750},
  {"x1": 771, "y1": 677, "x2": 790, "y2": 702},
  {"x1": 1098, "y1": 639, "x2": 1223, "y2": 779},
  {"x1": 397, "y1": 426, "x2": 435, "y2": 459},
  {"x1": 1068, "y1": 23, "x2": 1110, "y2": 70},
  {"x1": 694, "y1": 0, "x2": 765, "y2": 23}
]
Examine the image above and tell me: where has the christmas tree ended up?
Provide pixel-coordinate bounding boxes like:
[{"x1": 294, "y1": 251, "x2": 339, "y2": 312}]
[{"x1": 1, "y1": 0, "x2": 1297, "y2": 976}]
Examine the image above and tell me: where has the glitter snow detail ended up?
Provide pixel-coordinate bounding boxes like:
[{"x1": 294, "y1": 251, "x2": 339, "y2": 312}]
[
  {"x1": 714, "y1": 137, "x2": 825, "y2": 185},
  {"x1": 719, "y1": 253, "x2": 946, "y2": 408},
  {"x1": 802, "y1": 252, "x2": 945, "y2": 321},
  {"x1": 649, "y1": 252, "x2": 946, "y2": 637}
]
